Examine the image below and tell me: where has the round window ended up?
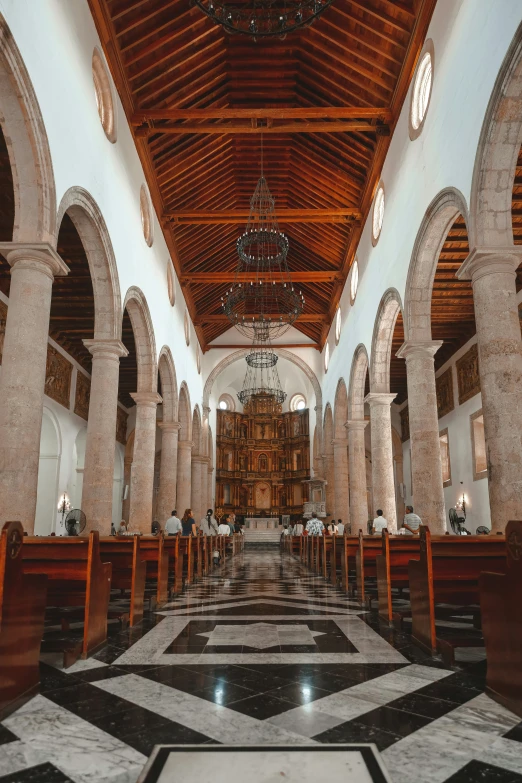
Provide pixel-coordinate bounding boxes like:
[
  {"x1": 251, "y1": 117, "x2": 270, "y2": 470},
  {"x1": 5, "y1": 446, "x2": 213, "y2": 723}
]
[
  {"x1": 290, "y1": 393, "x2": 307, "y2": 412},
  {"x1": 372, "y1": 184, "x2": 385, "y2": 245},
  {"x1": 218, "y1": 393, "x2": 235, "y2": 412},
  {"x1": 140, "y1": 184, "x2": 154, "y2": 247},
  {"x1": 167, "y1": 260, "x2": 175, "y2": 306},
  {"x1": 410, "y1": 41, "x2": 434, "y2": 139},
  {"x1": 335, "y1": 306, "x2": 341, "y2": 344},
  {"x1": 219, "y1": 400, "x2": 228, "y2": 410},
  {"x1": 350, "y1": 259, "x2": 359, "y2": 304},
  {"x1": 184, "y1": 310, "x2": 190, "y2": 346},
  {"x1": 196, "y1": 343, "x2": 201, "y2": 374},
  {"x1": 324, "y1": 341, "x2": 330, "y2": 373},
  {"x1": 92, "y1": 49, "x2": 116, "y2": 143}
]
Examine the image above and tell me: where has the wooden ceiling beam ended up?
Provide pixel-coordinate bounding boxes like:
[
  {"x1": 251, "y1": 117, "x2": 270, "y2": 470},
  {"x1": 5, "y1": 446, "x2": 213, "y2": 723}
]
[
  {"x1": 132, "y1": 107, "x2": 393, "y2": 122},
  {"x1": 136, "y1": 120, "x2": 390, "y2": 136},
  {"x1": 194, "y1": 313, "x2": 326, "y2": 324},
  {"x1": 165, "y1": 208, "x2": 361, "y2": 224},
  {"x1": 182, "y1": 271, "x2": 340, "y2": 284},
  {"x1": 205, "y1": 342, "x2": 320, "y2": 351}
]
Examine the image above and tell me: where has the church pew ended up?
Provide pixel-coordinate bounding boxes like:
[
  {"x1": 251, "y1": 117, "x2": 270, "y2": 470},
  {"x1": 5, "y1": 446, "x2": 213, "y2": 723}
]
[
  {"x1": 376, "y1": 531, "x2": 421, "y2": 625},
  {"x1": 480, "y1": 520, "x2": 522, "y2": 719},
  {"x1": 339, "y1": 534, "x2": 363, "y2": 594},
  {"x1": 21, "y1": 531, "x2": 112, "y2": 664},
  {"x1": 0, "y1": 521, "x2": 48, "y2": 720},
  {"x1": 355, "y1": 532, "x2": 382, "y2": 606},
  {"x1": 163, "y1": 534, "x2": 183, "y2": 595},
  {"x1": 321, "y1": 535, "x2": 336, "y2": 580},
  {"x1": 408, "y1": 527, "x2": 506, "y2": 665},
  {"x1": 179, "y1": 536, "x2": 194, "y2": 583},
  {"x1": 141, "y1": 534, "x2": 170, "y2": 606},
  {"x1": 100, "y1": 536, "x2": 147, "y2": 626},
  {"x1": 194, "y1": 534, "x2": 203, "y2": 579}
]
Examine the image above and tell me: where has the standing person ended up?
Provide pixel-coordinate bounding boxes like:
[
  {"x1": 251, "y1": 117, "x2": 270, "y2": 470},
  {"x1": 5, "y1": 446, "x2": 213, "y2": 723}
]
[
  {"x1": 117, "y1": 519, "x2": 127, "y2": 536},
  {"x1": 337, "y1": 519, "x2": 345, "y2": 535},
  {"x1": 234, "y1": 518, "x2": 242, "y2": 534},
  {"x1": 181, "y1": 509, "x2": 197, "y2": 536},
  {"x1": 218, "y1": 516, "x2": 231, "y2": 536},
  {"x1": 305, "y1": 512, "x2": 324, "y2": 537},
  {"x1": 372, "y1": 509, "x2": 388, "y2": 535},
  {"x1": 403, "y1": 506, "x2": 422, "y2": 535},
  {"x1": 228, "y1": 512, "x2": 236, "y2": 535},
  {"x1": 165, "y1": 510, "x2": 182, "y2": 536},
  {"x1": 201, "y1": 509, "x2": 218, "y2": 536},
  {"x1": 294, "y1": 519, "x2": 304, "y2": 536}
]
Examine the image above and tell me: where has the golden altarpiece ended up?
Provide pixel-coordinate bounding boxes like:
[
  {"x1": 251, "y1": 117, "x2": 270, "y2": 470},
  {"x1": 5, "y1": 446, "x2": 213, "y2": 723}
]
[{"x1": 216, "y1": 393, "x2": 310, "y2": 520}]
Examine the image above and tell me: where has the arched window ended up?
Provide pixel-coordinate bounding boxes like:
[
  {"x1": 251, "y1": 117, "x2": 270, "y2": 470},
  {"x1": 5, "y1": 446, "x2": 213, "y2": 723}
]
[
  {"x1": 324, "y1": 341, "x2": 330, "y2": 373},
  {"x1": 140, "y1": 184, "x2": 153, "y2": 246},
  {"x1": 372, "y1": 184, "x2": 385, "y2": 245},
  {"x1": 92, "y1": 49, "x2": 116, "y2": 143},
  {"x1": 218, "y1": 393, "x2": 235, "y2": 412},
  {"x1": 167, "y1": 260, "x2": 175, "y2": 306},
  {"x1": 350, "y1": 259, "x2": 359, "y2": 304},
  {"x1": 335, "y1": 306, "x2": 342, "y2": 344},
  {"x1": 290, "y1": 393, "x2": 306, "y2": 411},
  {"x1": 184, "y1": 309, "x2": 190, "y2": 346},
  {"x1": 410, "y1": 40, "x2": 434, "y2": 140}
]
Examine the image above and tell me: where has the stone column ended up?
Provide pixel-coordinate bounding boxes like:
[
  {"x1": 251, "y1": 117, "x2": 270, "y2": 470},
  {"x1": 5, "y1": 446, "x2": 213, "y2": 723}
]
[
  {"x1": 207, "y1": 466, "x2": 214, "y2": 510},
  {"x1": 346, "y1": 420, "x2": 369, "y2": 531},
  {"x1": 128, "y1": 392, "x2": 162, "y2": 533},
  {"x1": 322, "y1": 452, "x2": 335, "y2": 517},
  {"x1": 157, "y1": 421, "x2": 180, "y2": 526},
  {"x1": 122, "y1": 457, "x2": 132, "y2": 523},
  {"x1": 457, "y1": 247, "x2": 522, "y2": 531},
  {"x1": 332, "y1": 438, "x2": 350, "y2": 525},
  {"x1": 397, "y1": 341, "x2": 446, "y2": 533},
  {"x1": 82, "y1": 339, "x2": 128, "y2": 534},
  {"x1": 365, "y1": 393, "x2": 398, "y2": 532},
  {"x1": 191, "y1": 456, "x2": 203, "y2": 522},
  {"x1": 0, "y1": 244, "x2": 68, "y2": 532},
  {"x1": 176, "y1": 440, "x2": 193, "y2": 516}
]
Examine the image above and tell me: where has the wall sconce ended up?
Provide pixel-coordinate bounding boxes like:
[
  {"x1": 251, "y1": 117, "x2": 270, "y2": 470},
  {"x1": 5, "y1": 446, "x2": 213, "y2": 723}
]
[
  {"x1": 455, "y1": 482, "x2": 468, "y2": 518},
  {"x1": 57, "y1": 492, "x2": 71, "y2": 527}
]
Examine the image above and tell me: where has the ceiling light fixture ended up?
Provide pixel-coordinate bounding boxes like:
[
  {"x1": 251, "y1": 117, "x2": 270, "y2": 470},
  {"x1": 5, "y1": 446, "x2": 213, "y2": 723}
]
[{"x1": 194, "y1": 0, "x2": 335, "y2": 39}]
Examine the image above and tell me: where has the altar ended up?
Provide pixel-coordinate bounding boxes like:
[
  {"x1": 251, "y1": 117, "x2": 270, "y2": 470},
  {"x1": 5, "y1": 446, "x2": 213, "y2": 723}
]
[{"x1": 245, "y1": 518, "x2": 279, "y2": 530}]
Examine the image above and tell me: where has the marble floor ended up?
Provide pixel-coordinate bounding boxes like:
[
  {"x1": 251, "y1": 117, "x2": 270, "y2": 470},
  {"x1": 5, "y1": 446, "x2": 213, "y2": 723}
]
[{"x1": 2, "y1": 550, "x2": 522, "y2": 783}]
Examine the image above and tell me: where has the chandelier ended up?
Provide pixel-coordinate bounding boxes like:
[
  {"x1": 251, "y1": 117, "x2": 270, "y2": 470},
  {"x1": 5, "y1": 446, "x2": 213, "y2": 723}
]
[
  {"x1": 194, "y1": 0, "x2": 335, "y2": 38},
  {"x1": 237, "y1": 324, "x2": 287, "y2": 406},
  {"x1": 222, "y1": 151, "x2": 305, "y2": 339}
]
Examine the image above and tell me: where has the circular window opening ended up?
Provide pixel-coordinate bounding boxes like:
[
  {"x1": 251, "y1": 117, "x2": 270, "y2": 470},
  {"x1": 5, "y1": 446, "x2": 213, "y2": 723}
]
[
  {"x1": 324, "y1": 341, "x2": 330, "y2": 373},
  {"x1": 167, "y1": 260, "x2": 175, "y2": 306},
  {"x1": 92, "y1": 49, "x2": 116, "y2": 143},
  {"x1": 372, "y1": 184, "x2": 385, "y2": 245},
  {"x1": 184, "y1": 310, "x2": 190, "y2": 346},
  {"x1": 290, "y1": 393, "x2": 307, "y2": 412},
  {"x1": 410, "y1": 40, "x2": 434, "y2": 140},
  {"x1": 219, "y1": 393, "x2": 235, "y2": 412},
  {"x1": 196, "y1": 343, "x2": 201, "y2": 375},
  {"x1": 335, "y1": 306, "x2": 342, "y2": 344},
  {"x1": 350, "y1": 259, "x2": 359, "y2": 305},
  {"x1": 140, "y1": 184, "x2": 154, "y2": 247}
]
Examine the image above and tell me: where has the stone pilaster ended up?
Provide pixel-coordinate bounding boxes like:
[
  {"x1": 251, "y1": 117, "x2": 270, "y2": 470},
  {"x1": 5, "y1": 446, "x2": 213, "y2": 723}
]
[
  {"x1": 458, "y1": 246, "x2": 522, "y2": 531},
  {"x1": 0, "y1": 243, "x2": 68, "y2": 532},
  {"x1": 81, "y1": 339, "x2": 128, "y2": 534},
  {"x1": 346, "y1": 419, "x2": 369, "y2": 531},
  {"x1": 128, "y1": 391, "x2": 162, "y2": 533},
  {"x1": 332, "y1": 438, "x2": 350, "y2": 525},
  {"x1": 176, "y1": 440, "x2": 193, "y2": 516},
  {"x1": 365, "y1": 392, "x2": 398, "y2": 532},
  {"x1": 157, "y1": 420, "x2": 181, "y2": 526},
  {"x1": 207, "y1": 466, "x2": 214, "y2": 511},
  {"x1": 397, "y1": 340, "x2": 446, "y2": 533}
]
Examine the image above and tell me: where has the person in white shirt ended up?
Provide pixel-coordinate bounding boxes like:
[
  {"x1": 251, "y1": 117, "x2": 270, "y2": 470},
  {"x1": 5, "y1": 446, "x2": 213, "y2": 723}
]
[
  {"x1": 336, "y1": 519, "x2": 345, "y2": 535},
  {"x1": 294, "y1": 521, "x2": 304, "y2": 536},
  {"x1": 165, "y1": 510, "x2": 182, "y2": 536},
  {"x1": 218, "y1": 520, "x2": 231, "y2": 535},
  {"x1": 403, "y1": 506, "x2": 422, "y2": 535},
  {"x1": 200, "y1": 509, "x2": 219, "y2": 536},
  {"x1": 372, "y1": 509, "x2": 388, "y2": 535}
]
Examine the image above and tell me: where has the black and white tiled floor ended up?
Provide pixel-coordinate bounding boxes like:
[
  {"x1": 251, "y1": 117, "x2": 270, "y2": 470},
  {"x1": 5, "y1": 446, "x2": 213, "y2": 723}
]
[{"x1": 2, "y1": 551, "x2": 522, "y2": 783}]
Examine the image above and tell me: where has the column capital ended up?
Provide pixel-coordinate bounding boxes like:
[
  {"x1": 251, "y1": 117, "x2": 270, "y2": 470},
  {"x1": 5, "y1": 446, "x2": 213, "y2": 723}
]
[
  {"x1": 83, "y1": 338, "x2": 129, "y2": 360},
  {"x1": 130, "y1": 391, "x2": 162, "y2": 408},
  {"x1": 457, "y1": 246, "x2": 522, "y2": 283},
  {"x1": 0, "y1": 242, "x2": 69, "y2": 278},
  {"x1": 193, "y1": 455, "x2": 210, "y2": 465},
  {"x1": 332, "y1": 437, "x2": 349, "y2": 447},
  {"x1": 396, "y1": 340, "x2": 443, "y2": 361},
  {"x1": 345, "y1": 419, "x2": 370, "y2": 432},
  {"x1": 178, "y1": 439, "x2": 193, "y2": 449},
  {"x1": 364, "y1": 392, "x2": 397, "y2": 407},
  {"x1": 159, "y1": 420, "x2": 181, "y2": 432}
]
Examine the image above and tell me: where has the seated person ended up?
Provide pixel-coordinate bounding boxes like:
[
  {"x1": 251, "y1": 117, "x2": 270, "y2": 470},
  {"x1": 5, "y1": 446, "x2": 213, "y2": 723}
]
[
  {"x1": 372, "y1": 509, "x2": 388, "y2": 535},
  {"x1": 403, "y1": 505, "x2": 422, "y2": 535}
]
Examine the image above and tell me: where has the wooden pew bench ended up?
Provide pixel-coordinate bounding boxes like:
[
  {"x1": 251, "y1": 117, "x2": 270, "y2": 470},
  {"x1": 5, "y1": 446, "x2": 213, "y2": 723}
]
[
  {"x1": 355, "y1": 532, "x2": 382, "y2": 606},
  {"x1": 480, "y1": 520, "x2": 522, "y2": 719},
  {"x1": 22, "y1": 531, "x2": 112, "y2": 667},
  {"x1": 376, "y1": 530, "x2": 421, "y2": 625},
  {"x1": 140, "y1": 534, "x2": 170, "y2": 606},
  {"x1": 178, "y1": 536, "x2": 194, "y2": 585},
  {"x1": 100, "y1": 536, "x2": 147, "y2": 626},
  {"x1": 337, "y1": 534, "x2": 363, "y2": 594},
  {"x1": 0, "y1": 521, "x2": 47, "y2": 720},
  {"x1": 163, "y1": 534, "x2": 183, "y2": 595},
  {"x1": 408, "y1": 527, "x2": 506, "y2": 666}
]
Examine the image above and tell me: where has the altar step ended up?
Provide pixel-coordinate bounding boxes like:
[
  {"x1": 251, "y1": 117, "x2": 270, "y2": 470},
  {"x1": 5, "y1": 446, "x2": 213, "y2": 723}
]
[{"x1": 243, "y1": 528, "x2": 281, "y2": 545}]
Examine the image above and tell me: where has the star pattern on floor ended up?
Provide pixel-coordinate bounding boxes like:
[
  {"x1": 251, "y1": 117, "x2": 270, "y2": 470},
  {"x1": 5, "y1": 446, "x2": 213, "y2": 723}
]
[{"x1": 196, "y1": 622, "x2": 326, "y2": 649}]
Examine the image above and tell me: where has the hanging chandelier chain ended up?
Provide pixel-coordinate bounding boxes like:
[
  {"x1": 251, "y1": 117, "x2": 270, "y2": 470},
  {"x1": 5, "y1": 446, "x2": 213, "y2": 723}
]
[{"x1": 193, "y1": 1, "x2": 335, "y2": 39}]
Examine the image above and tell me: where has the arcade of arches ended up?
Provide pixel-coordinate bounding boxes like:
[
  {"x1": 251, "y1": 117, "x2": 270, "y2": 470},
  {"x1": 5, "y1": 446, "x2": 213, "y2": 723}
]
[{"x1": 1, "y1": 3, "x2": 522, "y2": 782}]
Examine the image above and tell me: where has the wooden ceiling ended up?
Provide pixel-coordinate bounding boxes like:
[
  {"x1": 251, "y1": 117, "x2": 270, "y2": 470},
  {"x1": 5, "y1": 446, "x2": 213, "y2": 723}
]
[{"x1": 88, "y1": 0, "x2": 437, "y2": 349}]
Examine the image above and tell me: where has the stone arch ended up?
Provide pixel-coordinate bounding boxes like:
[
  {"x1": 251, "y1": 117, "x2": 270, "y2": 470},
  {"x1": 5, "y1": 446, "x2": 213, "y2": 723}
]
[
  {"x1": 333, "y1": 377, "x2": 348, "y2": 438},
  {"x1": 56, "y1": 187, "x2": 121, "y2": 340},
  {"x1": 370, "y1": 289, "x2": 404, "y2": 393},
  {"x1": 349, "y1": 344, "x2": 370, "y2": 420},
  {"x1": 192, "y1": 405, "x2": 202, "y2": 455},
  {"x1": 158, "y1": 346, "x2": 178, "y2": 422},
  {"x1": 178, "y1": 382, "x2": 192, "y2": 442},
  {"x1": 404, "y1": 188, "x2": 470, "y2": 342},
  {"x1": 0, "y1": 15, "x2": 56, "y2": 243},
  {"x1": 470, "y1": 22, "x2": 522, "y2": 247},
  {"x1": 323, "y1": 403, "x2": 334, "y2": 515},
  {"x1": 123, "y1": 287, "x2": 157, "y2": 394}
]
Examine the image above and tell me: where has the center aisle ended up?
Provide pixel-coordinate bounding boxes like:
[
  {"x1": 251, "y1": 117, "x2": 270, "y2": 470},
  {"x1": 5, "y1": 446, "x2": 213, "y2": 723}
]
[{"x1": 1, "y1": 552, "x2": 521, "y2": 783}]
